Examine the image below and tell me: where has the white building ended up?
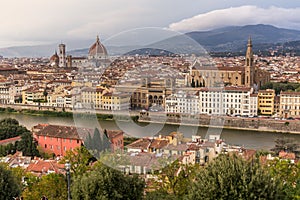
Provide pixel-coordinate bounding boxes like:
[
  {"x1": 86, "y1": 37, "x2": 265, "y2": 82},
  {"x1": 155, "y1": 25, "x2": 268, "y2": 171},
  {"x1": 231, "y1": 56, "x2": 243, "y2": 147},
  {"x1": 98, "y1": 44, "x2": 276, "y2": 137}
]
[
  {"x1": 280, "y1": 91, "x2": 300, "y2": 118},
  {"x1": 9, "y1": 84, "x2": 29, "y2": 104},
  {"x1": 165, "y1": 90, "x2": 200, "y2": 114},
  {"x1": 0, "y1": 81, "x2": 12, "y2": 104},
  {"x1": 199, "y1": 87, "x2": 257, "y2": 117}
]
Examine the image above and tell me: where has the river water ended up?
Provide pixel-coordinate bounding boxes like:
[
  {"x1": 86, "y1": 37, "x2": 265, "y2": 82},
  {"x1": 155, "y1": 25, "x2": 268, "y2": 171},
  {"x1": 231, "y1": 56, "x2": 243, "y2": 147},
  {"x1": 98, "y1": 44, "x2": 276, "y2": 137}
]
[{"x1": 1, "y1": 113, "x2": 300, "y2": 150}]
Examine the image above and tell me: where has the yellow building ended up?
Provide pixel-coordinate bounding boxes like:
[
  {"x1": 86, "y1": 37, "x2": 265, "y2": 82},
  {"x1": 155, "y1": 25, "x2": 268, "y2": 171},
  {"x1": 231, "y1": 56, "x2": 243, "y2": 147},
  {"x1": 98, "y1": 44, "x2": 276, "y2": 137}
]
[
  {"x1": 101, "y1": 92, "x2": 130, "y2": 110},
  {"x1": 258, "y1": 89, "x2": 275, "y2": 115},
  {"x1": 81, "y1": 87, "x2": 107, "y2": 109},
  {"x1": 279, "y1": 92, "x2": 300, "y2": 118},
  {"x1": 22, "y1": 87, "x2": 45, "y2": 105}
]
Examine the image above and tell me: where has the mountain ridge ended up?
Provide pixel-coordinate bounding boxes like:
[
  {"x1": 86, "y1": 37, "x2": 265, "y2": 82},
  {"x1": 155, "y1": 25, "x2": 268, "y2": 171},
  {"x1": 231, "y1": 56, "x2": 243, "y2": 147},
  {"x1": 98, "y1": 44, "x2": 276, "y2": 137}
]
[{"x1": 1, "y1": 24, "x2": 300, "y2": 57}]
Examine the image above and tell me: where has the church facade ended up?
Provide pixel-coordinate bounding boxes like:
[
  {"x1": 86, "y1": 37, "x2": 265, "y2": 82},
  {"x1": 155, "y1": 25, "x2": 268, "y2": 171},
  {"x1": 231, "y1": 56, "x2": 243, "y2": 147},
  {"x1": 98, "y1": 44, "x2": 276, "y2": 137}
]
[{"x1": 187, "y1": 38, "x2": 270, "y2": 89}]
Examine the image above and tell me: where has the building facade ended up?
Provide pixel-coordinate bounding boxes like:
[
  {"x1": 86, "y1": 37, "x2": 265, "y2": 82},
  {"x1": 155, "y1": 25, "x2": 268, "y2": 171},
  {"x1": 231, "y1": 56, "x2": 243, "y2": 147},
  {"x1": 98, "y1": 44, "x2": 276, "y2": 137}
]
[
  {"x1": 32, "y1": 124, "x2": 124, "y2": 156},
  {"x1": 165, "y1": 90, "x2": 200, "y2": 114},
  {"x1": 258, "y1": 89, "x2": 275, "y2": 115},
  {"x1": 187, "y1": 38, "x2": 270, "y2": 89},
  {"x1": 198, "y1": 87, "x2": 257, "y2": 117},
  {"x1": 279, "y1": 92, "x2": 300, "y2": 118}
]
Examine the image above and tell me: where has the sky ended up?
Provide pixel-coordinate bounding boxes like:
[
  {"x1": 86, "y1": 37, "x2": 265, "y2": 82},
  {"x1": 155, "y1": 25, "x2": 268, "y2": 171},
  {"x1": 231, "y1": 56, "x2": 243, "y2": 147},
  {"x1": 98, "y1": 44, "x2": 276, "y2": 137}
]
[{"x1": 0, "y1": 0, "x2": 300, "y2": 48}]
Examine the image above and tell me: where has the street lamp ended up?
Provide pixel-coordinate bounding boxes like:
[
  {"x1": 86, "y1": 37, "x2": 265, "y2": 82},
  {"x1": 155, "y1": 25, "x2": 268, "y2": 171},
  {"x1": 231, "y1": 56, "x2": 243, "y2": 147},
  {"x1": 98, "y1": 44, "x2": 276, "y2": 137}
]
[{"x1": 65, "y1": 160, "x2": 71, "y2": 200}]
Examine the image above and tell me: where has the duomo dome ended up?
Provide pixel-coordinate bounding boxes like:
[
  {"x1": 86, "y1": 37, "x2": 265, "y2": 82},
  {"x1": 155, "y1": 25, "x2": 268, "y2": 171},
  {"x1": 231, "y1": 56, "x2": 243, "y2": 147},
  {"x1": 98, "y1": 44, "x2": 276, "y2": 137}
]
[{"x1": 88, "y1": 36, "x2": 108, "y2": 59}]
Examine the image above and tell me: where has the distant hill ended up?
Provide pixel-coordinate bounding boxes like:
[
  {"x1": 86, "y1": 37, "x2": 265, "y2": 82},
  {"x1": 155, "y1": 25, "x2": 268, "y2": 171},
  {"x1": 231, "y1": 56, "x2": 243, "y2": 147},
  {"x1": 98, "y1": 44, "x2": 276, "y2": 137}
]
[
  {"x1": 174, "y1": 24, "x2": 300, "y2": 52},
  {"x1": 124, "y1": 48, "x2": 177, "y2": 56},
  {"x1": 1, "y1": 24, "x2": 300, "y2": 57}
]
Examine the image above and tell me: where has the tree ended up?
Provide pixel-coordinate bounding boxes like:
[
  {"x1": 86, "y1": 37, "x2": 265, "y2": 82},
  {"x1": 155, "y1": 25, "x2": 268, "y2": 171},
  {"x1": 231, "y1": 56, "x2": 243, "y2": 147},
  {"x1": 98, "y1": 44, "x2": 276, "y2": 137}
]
[
  {"x1": 0, "y1": 143, "x2": 17, "y2": 156},
  {"x1": 145, "y1": 157, "x2": 199, "y2": 199},
  {"x1": 186, "y1": 154, "x2": 284, "y2": 200},
  {"x1": 0, "y1": 118, "x2": 29, "y2": 140},
  {"x1": 22, "y1": 173, "x2": 67, "y2": 200},
  {"x1": 271, "y1": 137, "x2": 300, "y2": 156},
  {"x1": 71, "y1": 162, "x2": 145, "y2": 200},
  {"x1": 86, "y1": 128, "x2": 111, "y2": 159},
  {"x1": 17, "y1": 132, "x2": 39, "y2": 157},
  {"x1": 59, "y1": 146, "x2": 94, "y2": 177},
  {"x1": 0, "y1": 118, "x2": 19, "y2": 126},
  {"x1": 269, "y1": 159, "x2": 300, "y2": 200},
  {"x1": 151, "y1": 161, "x2": 196, "y2": 197},
  {"x1": 0, "y1": 164, "x2": 21, "y2": 200}
]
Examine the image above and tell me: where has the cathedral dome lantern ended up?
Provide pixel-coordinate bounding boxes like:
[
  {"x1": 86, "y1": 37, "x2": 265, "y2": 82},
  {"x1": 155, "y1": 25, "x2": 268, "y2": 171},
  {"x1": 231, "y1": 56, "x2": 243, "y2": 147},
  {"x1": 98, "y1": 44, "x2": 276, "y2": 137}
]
[{"x1": 88, "y1": 35, "x2": 108, "y2": 59}]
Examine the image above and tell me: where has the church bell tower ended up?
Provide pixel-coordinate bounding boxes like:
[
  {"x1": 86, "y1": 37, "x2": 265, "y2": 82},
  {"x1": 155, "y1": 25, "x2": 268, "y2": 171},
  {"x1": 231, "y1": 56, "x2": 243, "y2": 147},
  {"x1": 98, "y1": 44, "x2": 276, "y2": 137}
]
[
  {"x1": 59, "y1": 43, "x2": 66, "y2": 68},
  {"x1": 245, "y1": 37, "x2": 254, "y2": 87}
]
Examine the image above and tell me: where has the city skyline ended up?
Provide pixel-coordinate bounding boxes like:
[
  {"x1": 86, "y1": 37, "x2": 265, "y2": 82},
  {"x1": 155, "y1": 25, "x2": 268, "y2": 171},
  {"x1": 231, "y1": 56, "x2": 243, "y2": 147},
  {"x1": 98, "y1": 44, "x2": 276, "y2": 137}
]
[{"x1": 0, "y1": 1, "x2": 300, "y2": 48}]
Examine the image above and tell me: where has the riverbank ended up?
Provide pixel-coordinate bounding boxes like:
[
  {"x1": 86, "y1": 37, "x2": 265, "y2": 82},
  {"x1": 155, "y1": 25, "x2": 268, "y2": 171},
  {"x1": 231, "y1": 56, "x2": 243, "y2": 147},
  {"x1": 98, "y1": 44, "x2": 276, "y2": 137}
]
[
  {"x1": 0, "y1": 107, "x2": 139, "y2": 122},
  {"x1": 138, "y1": 119, "x2": 298, "y2": 134},
  {"x1": 138, "y1": 114, "x2": 300, "y2": 135},
  {"x1": 0, "y1": 111, "x2": 299, "y2": 150},
  {"x1": 1, "y1": 106, "x2": 299, "y2": 135}
]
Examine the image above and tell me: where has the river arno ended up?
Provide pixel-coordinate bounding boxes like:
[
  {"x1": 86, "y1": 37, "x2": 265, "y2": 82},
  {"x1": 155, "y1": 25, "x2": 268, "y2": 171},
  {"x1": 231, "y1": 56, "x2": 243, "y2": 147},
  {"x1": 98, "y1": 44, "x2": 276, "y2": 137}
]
[{"x1": 1, "y1": 113, "x2": 300, "y2": 150}]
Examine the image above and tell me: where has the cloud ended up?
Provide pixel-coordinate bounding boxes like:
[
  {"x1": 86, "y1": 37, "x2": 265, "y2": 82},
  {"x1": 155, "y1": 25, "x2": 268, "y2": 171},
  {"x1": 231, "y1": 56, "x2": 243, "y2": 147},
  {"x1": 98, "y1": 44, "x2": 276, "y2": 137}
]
[{"x1": 168, "y1": 6, "x2": 300, "y2": 32}]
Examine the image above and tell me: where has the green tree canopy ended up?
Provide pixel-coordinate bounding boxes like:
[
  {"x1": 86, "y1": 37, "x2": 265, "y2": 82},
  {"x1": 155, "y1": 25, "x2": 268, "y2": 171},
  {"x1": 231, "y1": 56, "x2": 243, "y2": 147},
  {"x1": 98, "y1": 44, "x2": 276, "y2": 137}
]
[
  {"x1": 17, "y1": 132, "x2": 39, "y2": 157},
  {"x1": 186, "y1": 154, "x2": 284, "y2": 200},
  {"x1": 260, "y1": 82, "x2": 300, "y2": 94},
  {"x1": 22, "y1": 173, "x2": 67, "y2": 200},
  {"x1": 150, "y1": 161, "x2": 197, "y2": 198},
  {"x1": 71, "y1": 162, "x2": 145, "y2": 200},
  {"x1": 0, "y1": 164, "x2": 21, "y2": 200},
  {"x1": 59, "y1": 146, "x2": 94, "y2": 178},
  {"x1": 269, "y1": 159, "x2": 300, "y2": 200},
  {"x1": 0, "y1": 118, "x2": 29, "y2": 140}
]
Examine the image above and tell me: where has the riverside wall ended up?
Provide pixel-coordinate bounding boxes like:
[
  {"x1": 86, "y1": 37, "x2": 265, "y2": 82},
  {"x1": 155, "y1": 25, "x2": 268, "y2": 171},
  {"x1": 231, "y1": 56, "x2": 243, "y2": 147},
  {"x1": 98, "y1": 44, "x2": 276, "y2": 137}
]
[
  {"x1": 1, "y1": 104, "x2": 300, "y2": 134},
  {"x1": 139, "y1": 113, "x2": 300, "y2": 134}
]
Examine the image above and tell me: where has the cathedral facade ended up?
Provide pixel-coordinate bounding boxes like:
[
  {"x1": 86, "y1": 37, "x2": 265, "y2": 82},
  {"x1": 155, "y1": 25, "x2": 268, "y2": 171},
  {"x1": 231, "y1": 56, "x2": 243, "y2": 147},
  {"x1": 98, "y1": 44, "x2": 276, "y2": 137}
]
[{"x1": 49, "y1": 36, "x2": 109, "y2": 68}]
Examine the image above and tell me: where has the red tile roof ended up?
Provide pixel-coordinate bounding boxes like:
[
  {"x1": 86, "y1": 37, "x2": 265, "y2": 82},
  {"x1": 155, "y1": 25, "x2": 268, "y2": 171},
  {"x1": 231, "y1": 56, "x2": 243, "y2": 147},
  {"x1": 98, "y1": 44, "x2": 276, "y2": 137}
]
[
  {"x1": 33, "y1": 124, "x2": 92, "y2": 140},
  {"x1": 26, "y1": 159, "x2": 64, "y2": 175},
  {"x1": 279, "y1": 151, "x2": 296, "y2": 160},
  {"x1": 0, "y1": 136, "x2": 21, "y2": 146}
]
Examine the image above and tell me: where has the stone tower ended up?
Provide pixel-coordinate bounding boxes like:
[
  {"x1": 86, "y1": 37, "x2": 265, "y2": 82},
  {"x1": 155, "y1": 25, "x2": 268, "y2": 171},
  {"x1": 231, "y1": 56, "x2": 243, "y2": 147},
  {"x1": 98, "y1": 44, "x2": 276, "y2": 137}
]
[
  {"x1": 59, "y1": 43, "x2": 66, "y2": 68},
  {"x1": 245, "y1": 37, "x2": 254, "y2": 87}
]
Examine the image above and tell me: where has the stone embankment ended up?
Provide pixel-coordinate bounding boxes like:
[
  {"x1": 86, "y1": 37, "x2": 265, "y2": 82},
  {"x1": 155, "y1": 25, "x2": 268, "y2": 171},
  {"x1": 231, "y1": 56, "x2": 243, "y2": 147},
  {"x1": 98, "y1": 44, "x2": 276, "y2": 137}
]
[{"x1": 139, "y1": 113, "x2": 300, "y2": 134}]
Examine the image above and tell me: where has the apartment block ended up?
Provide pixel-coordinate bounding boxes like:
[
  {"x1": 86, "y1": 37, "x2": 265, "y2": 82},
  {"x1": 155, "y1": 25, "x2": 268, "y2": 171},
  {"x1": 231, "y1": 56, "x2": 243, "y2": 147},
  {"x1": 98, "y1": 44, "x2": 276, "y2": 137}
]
[
  {"x1": 258, "y1": 89, "x2": 275, "y2": 115},
  {"x1": 279, "y1": 91, "x2": 300, "y2": 118}
]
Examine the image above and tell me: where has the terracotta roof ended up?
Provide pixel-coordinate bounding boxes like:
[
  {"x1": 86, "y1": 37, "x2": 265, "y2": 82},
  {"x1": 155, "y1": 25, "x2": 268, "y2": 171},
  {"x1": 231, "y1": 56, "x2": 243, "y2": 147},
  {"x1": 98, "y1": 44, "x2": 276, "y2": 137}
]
[
  {"x1": 279, "y1": 151, "x2": 296, "y2": 160},
  {"x1": 198, "y1": 86, "x2": 251, "y2": 92},
  {"x1": 34, "y1": 124, "x2": 91, "y2": 140},
  {"x1": 126, "y1": 138, "x2": 151, "y2": 150},
  {"x1": 149, "y1": 139, "x2": 169, "y2": 149},
  {"x1": 26, "y1": 159, "x2": 64, "y2": 175},
  {"x1": 50, "y1": 52, "x2": 59, "y2": 62},
  {"x1": 106, "y1": 130, "x2": 123, "y2": 139},
  {"x1": 88, "y1": 36, "x2": 108, "y2": 57},
  {"x1": 0, "y1": 136, "x2": 21, "y2": 145},
  {"x1": 162, "y1": 143, "x2": 188, "y2": 151},
  {"x1": 280, "y1": 91, "x2": 300, "y2": 96},
  {"x1": 127, "y1": 152, "x2": 180, "y2": 169}
]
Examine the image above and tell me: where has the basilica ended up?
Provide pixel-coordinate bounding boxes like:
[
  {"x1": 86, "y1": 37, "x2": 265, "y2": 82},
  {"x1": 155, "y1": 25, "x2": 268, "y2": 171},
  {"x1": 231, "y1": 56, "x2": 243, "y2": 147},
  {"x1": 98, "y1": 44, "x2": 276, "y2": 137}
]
[{"x1": 187, "y1": 38, "x2": 270, "y2": 89}]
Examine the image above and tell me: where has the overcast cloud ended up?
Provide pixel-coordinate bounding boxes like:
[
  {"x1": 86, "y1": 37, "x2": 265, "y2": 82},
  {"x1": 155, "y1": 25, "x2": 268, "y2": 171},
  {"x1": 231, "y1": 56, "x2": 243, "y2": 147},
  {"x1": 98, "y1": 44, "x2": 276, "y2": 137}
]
[
  {"x1": 0, "y1": 1, "x2": 300, "y2": 48},
  {"x1": 169, "y1": 6, "x2": 300, "y2": 32}
]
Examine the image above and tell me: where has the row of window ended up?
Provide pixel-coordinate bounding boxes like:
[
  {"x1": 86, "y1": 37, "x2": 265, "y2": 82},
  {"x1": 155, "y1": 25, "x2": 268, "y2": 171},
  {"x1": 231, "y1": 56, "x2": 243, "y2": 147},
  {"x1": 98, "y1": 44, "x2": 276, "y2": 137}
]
[{"x1": 44, "y1": 144, "x2": 70, "y2": 151}]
